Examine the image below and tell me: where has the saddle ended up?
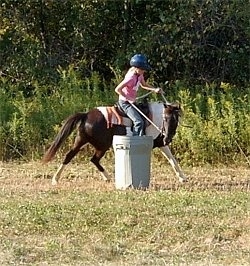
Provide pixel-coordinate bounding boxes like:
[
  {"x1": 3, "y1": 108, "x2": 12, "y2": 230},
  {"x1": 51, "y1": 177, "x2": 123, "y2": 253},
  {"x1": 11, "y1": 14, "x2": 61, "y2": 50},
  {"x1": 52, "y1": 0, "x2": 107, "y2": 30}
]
[{"x1": 106, "y1": 98, "x2": 151, "y2": 130}]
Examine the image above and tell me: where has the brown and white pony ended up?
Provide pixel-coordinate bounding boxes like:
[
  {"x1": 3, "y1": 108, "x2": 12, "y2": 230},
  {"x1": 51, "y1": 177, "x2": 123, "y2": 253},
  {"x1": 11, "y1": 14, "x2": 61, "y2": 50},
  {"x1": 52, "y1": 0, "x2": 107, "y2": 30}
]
[{"x1": 42, "y1": 102, "x2": 187, "y2": 185}]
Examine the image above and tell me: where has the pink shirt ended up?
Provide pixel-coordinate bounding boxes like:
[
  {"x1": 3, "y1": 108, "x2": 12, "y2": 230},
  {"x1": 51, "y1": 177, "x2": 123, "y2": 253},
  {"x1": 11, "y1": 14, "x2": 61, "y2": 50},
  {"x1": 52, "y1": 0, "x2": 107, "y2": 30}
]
[{"x1": 118, "y1": 69, "x2": 144, "y2": 103}]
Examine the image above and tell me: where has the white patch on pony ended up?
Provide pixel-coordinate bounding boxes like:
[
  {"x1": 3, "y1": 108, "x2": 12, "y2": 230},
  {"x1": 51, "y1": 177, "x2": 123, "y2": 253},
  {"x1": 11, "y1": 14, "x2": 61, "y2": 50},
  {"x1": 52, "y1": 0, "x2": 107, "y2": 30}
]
[
  {"x1": 52, "y1": 164, "x2": 66, "y2": 185},
  {"x1": 160, "y1": 146, "x2": 187, "y2": 182},
  {"x1": 145, "y1": 102, "x2": 164, "y2": 139},
  {"x1": 100, "y1": 170, "x2": 111, "y2": 181}
]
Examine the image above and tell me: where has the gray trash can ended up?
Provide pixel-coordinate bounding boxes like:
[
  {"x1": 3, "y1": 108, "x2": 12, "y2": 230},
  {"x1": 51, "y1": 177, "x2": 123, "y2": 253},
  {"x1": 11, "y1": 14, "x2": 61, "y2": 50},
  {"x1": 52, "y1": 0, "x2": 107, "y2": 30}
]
[{"x1": 112, "y1": 135, "x2": 153, "y2": 190}]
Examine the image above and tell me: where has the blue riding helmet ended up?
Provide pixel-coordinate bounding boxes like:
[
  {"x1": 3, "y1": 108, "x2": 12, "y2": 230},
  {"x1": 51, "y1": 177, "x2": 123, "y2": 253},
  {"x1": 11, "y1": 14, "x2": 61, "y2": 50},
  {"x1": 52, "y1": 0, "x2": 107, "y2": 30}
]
[{"x1": 130, "y1": 54, "x2": 151, "y2": 71}]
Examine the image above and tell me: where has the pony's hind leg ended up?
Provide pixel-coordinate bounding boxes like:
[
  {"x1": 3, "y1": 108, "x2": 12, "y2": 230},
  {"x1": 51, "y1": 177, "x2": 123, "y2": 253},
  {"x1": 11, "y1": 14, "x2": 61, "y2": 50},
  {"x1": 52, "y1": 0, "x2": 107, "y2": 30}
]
[
  {"x1": 90, "y1": 149, "x2": 111, "y2": 181},
  {"x1": 52, "y1": 164, "x2": 66, "y2": 186},
  {"x1": 52, "y1": 137, "x2": 87, "y2": 185},
  {"x1": 51, "y1": 149, "x2": 80, "y2": 185}
]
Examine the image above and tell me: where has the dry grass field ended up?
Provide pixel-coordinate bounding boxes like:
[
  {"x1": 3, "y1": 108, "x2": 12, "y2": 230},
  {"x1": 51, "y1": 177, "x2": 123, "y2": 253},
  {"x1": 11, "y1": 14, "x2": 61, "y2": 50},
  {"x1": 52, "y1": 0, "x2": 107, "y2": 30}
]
[{"x1": 0, "y1": 156, "x2": 249, "y2": 266}]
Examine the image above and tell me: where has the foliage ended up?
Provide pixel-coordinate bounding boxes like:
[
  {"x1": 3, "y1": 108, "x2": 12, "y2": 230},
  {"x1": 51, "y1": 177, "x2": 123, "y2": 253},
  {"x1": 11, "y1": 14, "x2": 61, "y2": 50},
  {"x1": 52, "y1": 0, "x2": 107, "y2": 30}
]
[
  {"x1": 0, "y1": 0, "x2": 249, "y2": 87},
  {"x1": 146, "y1": 0, "x2": 250, "y2": 85},
  {"x1": 171, "y1": 82, "x2": 250, "y2": 165}
]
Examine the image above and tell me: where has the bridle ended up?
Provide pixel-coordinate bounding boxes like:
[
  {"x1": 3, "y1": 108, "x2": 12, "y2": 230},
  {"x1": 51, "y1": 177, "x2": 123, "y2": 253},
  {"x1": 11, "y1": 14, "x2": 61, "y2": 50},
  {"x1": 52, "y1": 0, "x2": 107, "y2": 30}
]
[{"x1": 161, "y1": 103, "x2": 181, "y2": 142}]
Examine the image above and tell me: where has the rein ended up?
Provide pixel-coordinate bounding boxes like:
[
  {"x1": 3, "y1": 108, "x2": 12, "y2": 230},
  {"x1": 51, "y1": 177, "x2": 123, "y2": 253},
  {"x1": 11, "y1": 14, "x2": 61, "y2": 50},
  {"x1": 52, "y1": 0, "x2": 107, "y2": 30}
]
[
  {"x1": 160, "y1": 92, "x2": 172, "y2": 105},
  {"x1": 136, "y1": 90, "x2": 171, "y2": 105},
  {"x1": 135, "y1": 91, "x2": 154, "y2": 101}
]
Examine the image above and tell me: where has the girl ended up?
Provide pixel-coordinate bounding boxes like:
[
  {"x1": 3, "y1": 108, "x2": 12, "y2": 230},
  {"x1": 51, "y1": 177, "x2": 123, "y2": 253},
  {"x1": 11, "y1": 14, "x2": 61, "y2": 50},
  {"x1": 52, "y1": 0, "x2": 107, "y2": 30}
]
[{"x1": 115, "y1": 53, "x2": 162, "y2": 136}]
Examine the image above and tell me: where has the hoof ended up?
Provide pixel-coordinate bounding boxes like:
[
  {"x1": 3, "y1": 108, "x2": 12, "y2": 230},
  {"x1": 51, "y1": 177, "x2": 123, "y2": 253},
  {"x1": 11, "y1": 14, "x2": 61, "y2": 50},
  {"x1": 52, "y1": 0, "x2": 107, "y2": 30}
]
[
  {"x1": 179, "y1": 177, "x2": 188, "y2": 183},
  {"x1": 100, "y1": 171, "x2": 111, "y2": 182},
  {"x1": 52, "y1": 180, "x2": 58, "y2": 186},
  {"x1": 101, "y1": 176, "x2": 111, "y2": 182}
]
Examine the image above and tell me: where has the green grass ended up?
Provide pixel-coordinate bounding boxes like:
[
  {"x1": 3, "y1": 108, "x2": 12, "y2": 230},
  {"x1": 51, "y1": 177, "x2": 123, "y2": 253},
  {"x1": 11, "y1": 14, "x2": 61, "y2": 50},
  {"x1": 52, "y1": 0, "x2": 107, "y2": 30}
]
[{"x1": 0, "y1": 162, "x2": 249, "y2": 265}]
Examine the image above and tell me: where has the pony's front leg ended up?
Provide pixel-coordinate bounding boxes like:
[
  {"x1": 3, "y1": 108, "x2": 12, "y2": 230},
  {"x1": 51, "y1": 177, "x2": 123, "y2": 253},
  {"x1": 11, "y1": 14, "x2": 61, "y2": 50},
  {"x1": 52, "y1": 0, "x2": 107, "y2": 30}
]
[
  {"x1": 160, "y1": 146, "x2": 187, "y2": 182},
  {"x1": 52, "y1": 164, "x2": 66, "y2": 185}
]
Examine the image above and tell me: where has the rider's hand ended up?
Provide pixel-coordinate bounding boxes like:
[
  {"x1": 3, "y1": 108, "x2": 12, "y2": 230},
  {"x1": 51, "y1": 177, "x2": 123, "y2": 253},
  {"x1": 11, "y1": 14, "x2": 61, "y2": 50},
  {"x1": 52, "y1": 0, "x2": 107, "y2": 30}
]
[{"x1": 155, "y1": 88, "x2": 163, "y2": 94}]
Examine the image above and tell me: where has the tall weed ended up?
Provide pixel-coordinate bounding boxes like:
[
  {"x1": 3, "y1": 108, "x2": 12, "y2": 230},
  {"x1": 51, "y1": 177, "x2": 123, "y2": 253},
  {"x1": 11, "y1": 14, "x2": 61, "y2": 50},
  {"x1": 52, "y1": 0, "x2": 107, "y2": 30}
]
[{"x1": 171, "y1": 83, "x2": 250, "y2": 165}]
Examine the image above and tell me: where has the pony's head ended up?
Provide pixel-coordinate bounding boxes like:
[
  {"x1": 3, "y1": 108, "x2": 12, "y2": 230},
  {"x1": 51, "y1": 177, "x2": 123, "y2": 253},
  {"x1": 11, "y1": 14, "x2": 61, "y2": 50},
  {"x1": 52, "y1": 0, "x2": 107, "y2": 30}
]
[{"x1": 162, "y1": 103, "x2": 182, "y2": 146}]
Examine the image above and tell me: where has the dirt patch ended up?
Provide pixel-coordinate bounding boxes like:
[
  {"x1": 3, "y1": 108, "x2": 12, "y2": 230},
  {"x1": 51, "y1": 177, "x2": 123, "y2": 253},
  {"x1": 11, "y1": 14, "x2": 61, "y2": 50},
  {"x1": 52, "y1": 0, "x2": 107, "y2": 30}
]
[{"x1": 0, "y1": 161, "x2": 249, "y2": 193}]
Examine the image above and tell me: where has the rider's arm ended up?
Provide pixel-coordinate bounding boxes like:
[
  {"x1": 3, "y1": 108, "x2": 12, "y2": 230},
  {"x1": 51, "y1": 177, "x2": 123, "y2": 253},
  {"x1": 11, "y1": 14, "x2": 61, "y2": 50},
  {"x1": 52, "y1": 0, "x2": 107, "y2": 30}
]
[
  {"x1": 115, "y1": 79, "x2": 129, "y2": 98},
  {"x1": 140, "y1": 77, "x2": 162, "y2": 93}
]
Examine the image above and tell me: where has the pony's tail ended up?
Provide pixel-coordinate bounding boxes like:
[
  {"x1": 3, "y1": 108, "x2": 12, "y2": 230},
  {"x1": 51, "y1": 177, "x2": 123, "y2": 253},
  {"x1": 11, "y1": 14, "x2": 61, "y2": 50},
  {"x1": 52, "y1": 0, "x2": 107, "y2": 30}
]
[{"x1": 42, "y1": 112, "x2": 86, "y2": 163}]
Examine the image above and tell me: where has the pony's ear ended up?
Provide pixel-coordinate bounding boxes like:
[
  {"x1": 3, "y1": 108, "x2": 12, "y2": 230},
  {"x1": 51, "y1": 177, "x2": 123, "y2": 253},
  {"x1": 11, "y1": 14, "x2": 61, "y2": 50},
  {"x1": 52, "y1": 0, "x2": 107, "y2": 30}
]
[
  {"x1": 163, "y1": 103, "x2": 172, "y2": 108},
  {"x1": 177, "y1": 102, "x2": 181, "y2": 108},
  {"x1": 172, "y1": 102, "x2": 181, "y2": 109}
]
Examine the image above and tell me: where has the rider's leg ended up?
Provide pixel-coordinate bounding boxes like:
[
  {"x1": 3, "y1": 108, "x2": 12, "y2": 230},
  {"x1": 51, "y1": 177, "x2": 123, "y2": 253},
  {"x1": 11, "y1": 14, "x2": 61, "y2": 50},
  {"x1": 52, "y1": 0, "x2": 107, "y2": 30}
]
[{"x1": 119, "y1": 101, "x2": 144, "y2": 136}]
